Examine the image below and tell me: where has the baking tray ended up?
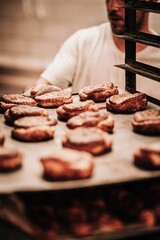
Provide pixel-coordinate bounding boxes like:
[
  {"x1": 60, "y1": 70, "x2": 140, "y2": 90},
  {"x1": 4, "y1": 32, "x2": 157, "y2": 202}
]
[{"x1": 0, "y1": 95, "x2": 160, "y2": 194}]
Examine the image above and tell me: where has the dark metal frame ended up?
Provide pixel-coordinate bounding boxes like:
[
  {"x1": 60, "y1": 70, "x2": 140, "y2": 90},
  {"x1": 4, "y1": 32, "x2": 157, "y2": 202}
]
[{"x1": 116, "y1": 0, "x2": 160, "y2": 106}]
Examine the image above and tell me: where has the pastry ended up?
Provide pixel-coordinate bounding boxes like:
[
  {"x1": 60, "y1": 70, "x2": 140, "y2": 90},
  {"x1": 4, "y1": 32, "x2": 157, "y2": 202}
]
[
  {"x1": 57, "y1": 100, "x2": 99, "y2": 121},
  {"x1": 67, "y1": 110, "x2": 114, "y2": 133},
  {"x1": 41, "y1": 148, "x2": 94, "y2": 181},
  {"x1": 35, "y1": 89, "x2": 73, "y2": 107},
  {"x1": 0, "y1": 93, "x2": 37, "y2": 112},
  {"x1": 79, "y1": 82, "x2": 118, "y2": 102},
  {"x1": 62, "y1": 127, "x2": 112, "y2": 155},
  {"x1": 106, "y1": 93, "x2": 147, "y2": 113},
  {"x1": 12, "y1": 116, "x2": 57, "y2": 142},
  {"x1": 132, "y1": 109, "x2": 160, "y2": 135},
  {"x1": 0, "y1": 146, "x2": 23, "y2": 172},
  {"x1": 134, "y1": 142, "x2": 160, "y2": 170},
  {"x1": 4, "y1": 105, "x2": 48, "y2": 125}
]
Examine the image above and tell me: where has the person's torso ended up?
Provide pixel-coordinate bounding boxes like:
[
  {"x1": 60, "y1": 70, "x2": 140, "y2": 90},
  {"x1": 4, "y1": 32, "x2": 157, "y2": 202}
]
[{"x1": 72, "y1": 22, "x2": 160, "y2": 100}]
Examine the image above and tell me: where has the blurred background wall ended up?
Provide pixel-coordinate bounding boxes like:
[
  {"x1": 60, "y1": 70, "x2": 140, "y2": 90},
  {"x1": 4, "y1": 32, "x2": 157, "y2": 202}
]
[{"x1": 0, "y1": 0, "x2": 159, "y2": 93}]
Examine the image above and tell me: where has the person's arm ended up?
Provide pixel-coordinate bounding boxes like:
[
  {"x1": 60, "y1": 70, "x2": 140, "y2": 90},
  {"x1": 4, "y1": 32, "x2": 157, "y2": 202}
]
[
  {"x1": 23, "y1": 77, "x2": 54, "y2": 97},
  {"x1": 24, "y1": 32, "x2": 78, "y2": 96}
]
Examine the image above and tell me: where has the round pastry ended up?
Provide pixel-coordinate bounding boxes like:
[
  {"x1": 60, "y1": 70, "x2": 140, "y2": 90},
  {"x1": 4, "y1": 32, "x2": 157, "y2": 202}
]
[
  {"x1": 12, "y1": 116, "x2": 57, "y2": 142},
  {"x1": 35, "y1": 89, "x2": 73, "y2": 107},
  {"x1": 12, "y1": 115, "x2": 57, "y2": 142},
  {"x1": 67, "y1": 111, "x2": 114, "y2": 133},
  {"x1": 56, "y1": 100, "x2": 99, "y2": 121},
  {"x1": 79, "y1": 82, "x2": 119, "y2": 102},
  {"x1": 41, "y1": 148, "x2": 94, "y2": 181},
  {"x1": 134, "y1": 142, "x2": 160, "y2": 170},
  {"x1": 0, "y1": 131, "x2": 5, "y2": 145},
  {"x1": 0, "y1": 146, "x2": 23, "y2": 172},
  {"x1": 13, "y1": 116, "x2": 57, "y2": 128},
  {"x1": 106, "y1": 93, "x2": 147, "y2": 113},
  {"x1": 62, "y1": 127, "x2": 112, "y2": 155},
  {"x1": 4, "y1": 105, "x2": 49, "y2": 125},
  {"x1": 0, "y1": 94, "x2": 37, "y2": 113},
  {"x1": 12, "y1": 125, "x2": 55, "y2": 142},
  {"x1": 132, "y1": 109, "x2": 160, "y2": 135}
]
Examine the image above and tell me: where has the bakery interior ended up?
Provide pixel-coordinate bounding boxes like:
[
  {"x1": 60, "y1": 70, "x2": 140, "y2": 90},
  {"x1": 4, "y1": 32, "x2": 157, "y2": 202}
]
[{"x1": 0, "y1": 0, "x2": 160, "y2": 240}]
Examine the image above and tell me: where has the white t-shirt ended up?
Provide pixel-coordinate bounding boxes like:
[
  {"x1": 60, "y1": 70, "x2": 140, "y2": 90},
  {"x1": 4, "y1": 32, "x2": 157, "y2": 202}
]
[{"x1": 41, "y1": 22, "x2": 160, "y2": 99}]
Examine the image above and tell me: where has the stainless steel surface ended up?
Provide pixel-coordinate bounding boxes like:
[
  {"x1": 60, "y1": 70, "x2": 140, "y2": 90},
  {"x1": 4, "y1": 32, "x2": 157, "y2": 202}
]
[{"x1": 0, "y1": 95, "x2": 160, "y2": 194}]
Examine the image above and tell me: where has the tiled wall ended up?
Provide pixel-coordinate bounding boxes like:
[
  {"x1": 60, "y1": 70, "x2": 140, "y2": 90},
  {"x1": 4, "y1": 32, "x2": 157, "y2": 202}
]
[
  {"x1": 0, "y1": 0, "x2": 159, "y2": 72},
  {"x1": 0, "y1": 0, "x2": 107, "y2": 72}
]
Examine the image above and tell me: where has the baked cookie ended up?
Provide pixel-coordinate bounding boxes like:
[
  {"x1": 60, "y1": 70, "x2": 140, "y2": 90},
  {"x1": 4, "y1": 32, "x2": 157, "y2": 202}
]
[
  {"x1": 12, "y1": 116, "x2": 57, "y2": 142},
  {"x1": 62, "y1": 127, "x2": 112, "y2": 155},
  {"x1": 0, "y1": 94, "x2": 37, "y2": 113},
  {"x1": 0, "y1": 131, "x2": 5, "y2": 145},
  {"x1": 56, "y1": 100, "x2": 99, "y2": 121},
  {"x1": 134, "y1": 142, "x2": 160, "y2": 170},
  {"x1": 132, "y1": 109, "x2": 160, "y2": 135},
  {"x1": 12, "y1": 125, "x2": 55, "y2": 142},
  {"x1": 4, "y1": 105, "x2": 48, "y2": 125},
  {"x1": 79, "y1": 82, "x2": 119, "y2": 102},
  {"x1": 13, "y1": 116, "x2": 57, "y2": 128},
  {"x1": 106, "y1": 93, "x2": 147, "y2": 113},
  {"x1": 41, "y1": 148, "x2": 94, "y2": 181},
  {"x1": 67, "y1": 111, "x2": 114, "y2": 133},
  {"x1": 0, "y1": 146, "x2": 23, "y2": 172},
  {"x1": 35, "y1": 89, "x2": 73, "y2": 107}
]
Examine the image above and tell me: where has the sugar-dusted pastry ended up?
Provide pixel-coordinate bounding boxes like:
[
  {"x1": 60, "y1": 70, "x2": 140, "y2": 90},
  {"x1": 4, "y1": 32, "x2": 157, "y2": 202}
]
[
  {"x1": 0, "y1": 93, "x2": 37, "y2": 112},
  {"x1": 35, "y1": 89, "x2": 73, "y2": 107},
  {"x1": 67, "y1": 110, "x2": 114, "y2": 133},
  {"x1": 4, "y1": 105, "x2": 48, "y2": 125},
  {"x1": 57, "y1": 100, "x2": 99, "y2": 121},
  {"x1": 106, "y1": 93, "x2": 147, "y2": 113},
  {"x1": 79, "y1": 82, "x2": 118, "y2": 102},
  {"x1": 62, "y1": 127, "x2": 112, "y2": 155}
]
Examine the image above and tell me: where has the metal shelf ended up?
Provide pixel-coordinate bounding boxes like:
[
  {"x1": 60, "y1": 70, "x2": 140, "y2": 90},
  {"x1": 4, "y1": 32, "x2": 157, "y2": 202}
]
[
  {"x1": 118, "y1": 0, "x2": 160, "y2": 13},
  {"x1": 116, "y1": 60, "x2": 160, "y2": 83},
  {"x1": 118, "y1": 0, "x2": 160, "y2": 106},
  {"x1": 119, "y1": 32, "x2": 160, "y2": 49}
]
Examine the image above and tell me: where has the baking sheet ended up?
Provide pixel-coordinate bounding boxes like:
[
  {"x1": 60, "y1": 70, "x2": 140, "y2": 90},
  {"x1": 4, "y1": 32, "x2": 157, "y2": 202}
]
[{"x1": 0, "y1": 95, "x2": 160, "y2": 194}]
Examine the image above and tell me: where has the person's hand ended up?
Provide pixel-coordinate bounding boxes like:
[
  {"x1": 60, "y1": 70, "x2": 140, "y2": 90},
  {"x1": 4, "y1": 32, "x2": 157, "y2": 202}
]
[{"x1": 23, "y1": 84, "x2": 61, "y2": 97}]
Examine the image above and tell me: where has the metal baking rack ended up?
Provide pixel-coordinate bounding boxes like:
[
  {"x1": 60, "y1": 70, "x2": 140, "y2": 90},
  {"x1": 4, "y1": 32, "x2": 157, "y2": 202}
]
[{"x1": 116, "y1": 0, "x2": 160, "y2": 106}]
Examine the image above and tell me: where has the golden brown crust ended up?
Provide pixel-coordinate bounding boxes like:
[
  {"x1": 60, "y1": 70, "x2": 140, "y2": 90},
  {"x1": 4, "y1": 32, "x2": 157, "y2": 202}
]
[
  {"x1": 57, "y1": 100, "x2": 99, "y2": 121},
  {"x1": 67, "y1": 111, "x2": 114, "y2": 133},
  {"x1": 134, "y1": 142, "x2": 160, "y2": 170},
  {"x1": 132, "y1": 109, "x2": 160, "y2": 135},
  {"x1": 62, "y1": 127, "x2": 112, "y2": 155},
  {"x1": 79, "y1": 82, "x2": 119, "y2": 102},
  {"x1": 106, "y1": 93, "x2": 147, "y2": 113},
  {"x1": 0, "y1": 94, "x2": 37, "y2": 112},
  {"x1": 35, "y1": 89, "x2": 73, "y2": 107},
  {"x1": 41, "y1": 148, "x2": 94, "y2": 181},
  {"x1": 0, "y1": 101, "x2": 17, "y2": 113},
  {"x1": 14, "y1": 116, "x2": 58, "y2": 128},
  {"x1": 12, "y1": 126, "x2": 55, "y2": 142},
  {"x1": 0, "y1": 146, "x2": 23, "y2": 171},
  {"x1": 4, "y1": 105, "x2": 48, "y2": 125}
]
